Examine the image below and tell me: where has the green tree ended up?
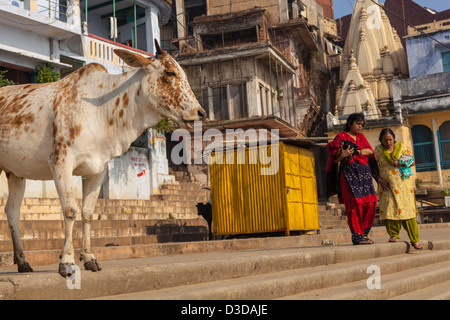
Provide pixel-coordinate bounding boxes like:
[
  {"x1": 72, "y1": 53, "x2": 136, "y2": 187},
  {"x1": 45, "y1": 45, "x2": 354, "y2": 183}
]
[
  {"x1": 35, "y1": 62, "x2": 60, "y2": 83},
  {"x1": 152, "y1": 118, "x2": 178, "y2": 133},
  {"x1": 0, "y1": 69, "x2": 15, "y2": 87}
]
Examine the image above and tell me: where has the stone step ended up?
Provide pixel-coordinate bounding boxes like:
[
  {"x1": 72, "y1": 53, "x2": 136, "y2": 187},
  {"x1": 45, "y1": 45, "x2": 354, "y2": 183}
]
[
  {"x1": 389, "y1": 279, "x2": 450, "y2": 300},
  {"x1": 90, "y1": 245, "x2": 450, "y2": 300},
  {"x1": 0, "y1": 232, "x2": 209, "y2": 253},
  {"x1": 0, "y1": 195, "x2": 207, "y2": 212},
  {"x1": 0, "y1": 202, "x2": 201, "y2": 220},
  {"x1": 318, "y1": 206, "x2": 348, "y2": 230},
  {"x1": 0, "y1": 218, "x2": 208, "y2": 238},
  {"x1": 0, "y1": 211, "x2": 209, "y2": 254},
  {"x1": 2, "y1": 226, "x2": 450, "y2": 300},
  {"x1": 280, "y1": 257, "x2": 450, "y2": 300}
]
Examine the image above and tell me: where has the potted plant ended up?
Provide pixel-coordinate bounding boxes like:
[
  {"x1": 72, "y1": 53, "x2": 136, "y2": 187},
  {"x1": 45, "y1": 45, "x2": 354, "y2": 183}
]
[{"x1": 443, "y1": 188, "x2": 450, "y2": 207}]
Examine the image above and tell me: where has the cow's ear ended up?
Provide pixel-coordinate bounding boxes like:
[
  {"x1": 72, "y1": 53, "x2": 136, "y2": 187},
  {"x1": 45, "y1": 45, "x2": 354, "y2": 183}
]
[{"x1": 114, "y1": 49, "x2": 152, "y2": 68}]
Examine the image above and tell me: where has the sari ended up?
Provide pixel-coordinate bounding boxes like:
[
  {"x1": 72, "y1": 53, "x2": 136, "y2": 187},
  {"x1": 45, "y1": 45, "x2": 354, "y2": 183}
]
[
  {"x1": 327, "y1": 132, "x2": 378, "y2": 244},
  {"x1": 374, "y1": 142, "x2": 418, "y2": 221}
]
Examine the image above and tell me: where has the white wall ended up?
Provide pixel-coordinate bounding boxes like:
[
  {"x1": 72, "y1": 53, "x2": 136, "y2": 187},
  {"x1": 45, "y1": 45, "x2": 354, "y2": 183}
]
[
  {"x1": 102, "y1": 147, "x2": 152, "y2": 200},
  {"x1": 0, "y1": 174, "x2": 83, "y2": 199}
]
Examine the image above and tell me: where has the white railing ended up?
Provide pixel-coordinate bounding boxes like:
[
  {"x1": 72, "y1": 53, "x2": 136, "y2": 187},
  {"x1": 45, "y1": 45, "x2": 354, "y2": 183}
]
[
  {"x1": 7, "y1": 0, "x2": 79, "y2": 25},
  {"x1": 84, "y1": 33, "x2": 153, "y2": 71},
  {"x1": 85, "y1": 34, "x2": 122, "y2": 67}
]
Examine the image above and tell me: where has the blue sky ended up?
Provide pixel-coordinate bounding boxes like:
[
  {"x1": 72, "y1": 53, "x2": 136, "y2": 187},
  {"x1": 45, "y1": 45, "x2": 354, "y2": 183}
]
[{"x1": 334, "y1": 0, "x2": 450, "y2": 19}]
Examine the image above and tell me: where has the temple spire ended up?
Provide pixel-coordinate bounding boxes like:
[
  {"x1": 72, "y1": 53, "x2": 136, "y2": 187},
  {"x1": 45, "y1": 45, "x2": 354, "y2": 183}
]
[{"x1": 336, "y1": 0, "x2": 409, "y2": 119}]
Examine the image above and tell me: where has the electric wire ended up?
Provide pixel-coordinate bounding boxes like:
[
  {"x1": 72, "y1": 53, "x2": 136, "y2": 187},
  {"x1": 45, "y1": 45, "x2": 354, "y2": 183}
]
[{"x1": 369, "y1": 0, "x2": 450, "y2": 50}]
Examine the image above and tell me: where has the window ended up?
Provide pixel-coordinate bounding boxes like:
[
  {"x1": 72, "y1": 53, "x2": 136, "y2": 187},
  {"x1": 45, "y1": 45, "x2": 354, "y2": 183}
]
[
  {"x1": 442, "y1": 51, "x2": 450, "y2": 73},
  {"x1": 260, "y1": 85, "x2": 268, "y2": 115},
  {"x1": 212, "y1": 87, "x2": 229, "y2": 120},
  {"x1": 184, "y1": 0, "x2": 207, "y2": 37},
  {"x1": 412, "y1": 125, "x2": 436, "y2": 172},
  {"x1": 230, "y1": 84, "x2": 248, "y2": 119},
  {"x1": 439, "y1": 121, "x2": 450, "y2": 169},
  {"x1": 194, "y1": 89, "x2": 209, "y2": 119},
  {"x1": 196, "y1": 84, "x2": 248, "y2": 120}
]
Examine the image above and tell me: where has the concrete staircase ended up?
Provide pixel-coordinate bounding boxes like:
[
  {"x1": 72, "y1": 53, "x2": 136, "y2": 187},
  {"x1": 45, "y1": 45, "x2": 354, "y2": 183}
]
[
  {"x1": 1, "y1": 224, "x2": 450, "y2": 299},
  {"x1": 0, "y1": 184, "x2": 355, "y2": 261},
  {"x1": 0, "y1": 182, "x2": 210, "y2": 257},
  {"x1": 318, "y1": 202, "x2": 348, "y2": 231},
  {"x1": 92, "y1": 240, "x2": 450, "y2": 300}
]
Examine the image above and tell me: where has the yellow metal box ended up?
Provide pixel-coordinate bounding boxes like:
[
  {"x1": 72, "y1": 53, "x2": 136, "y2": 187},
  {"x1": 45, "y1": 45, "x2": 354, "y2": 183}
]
[{"x1": 209, "y1": 142, "x2": 319, "y2": 236}]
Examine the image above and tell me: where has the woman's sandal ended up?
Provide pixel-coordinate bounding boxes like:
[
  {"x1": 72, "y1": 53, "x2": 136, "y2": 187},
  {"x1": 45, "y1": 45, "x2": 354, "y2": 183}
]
[
  {"x1": 358, "y1": 237, "x2": 374, "y2": 245},
  {"x1": 364, "y1": 237, "x2": 374, "y2": 244},
  {"x1": 412, "y1": 242, "x2": 423, "y2": 250},
  {"x1": 389, "y1": 237, "x2": 398, "y2": 242}
]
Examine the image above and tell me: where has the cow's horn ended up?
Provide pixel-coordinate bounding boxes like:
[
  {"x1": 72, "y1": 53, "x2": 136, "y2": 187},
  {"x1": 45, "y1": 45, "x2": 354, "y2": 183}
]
[{"x1": 155, "y1": 39, "x2": 163, "y2": 56}]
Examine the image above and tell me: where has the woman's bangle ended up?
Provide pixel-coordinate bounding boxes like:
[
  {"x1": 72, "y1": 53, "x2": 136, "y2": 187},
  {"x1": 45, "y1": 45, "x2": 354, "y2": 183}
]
[{"x1": 357, "y1": 149, "x2": 362, "y2": 156}]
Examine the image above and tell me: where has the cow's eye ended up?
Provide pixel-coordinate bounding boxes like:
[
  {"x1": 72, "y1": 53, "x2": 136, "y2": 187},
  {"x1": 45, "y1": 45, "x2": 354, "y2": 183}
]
[{"x1": 165, "y1": 71, "x2": 176, "y2": 77}]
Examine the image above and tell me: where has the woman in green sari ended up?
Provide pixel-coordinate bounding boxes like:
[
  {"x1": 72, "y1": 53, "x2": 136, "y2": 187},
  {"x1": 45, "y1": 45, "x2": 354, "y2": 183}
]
[{"x1": 374, "y1": 129, "x2": 422, "y2": 249}]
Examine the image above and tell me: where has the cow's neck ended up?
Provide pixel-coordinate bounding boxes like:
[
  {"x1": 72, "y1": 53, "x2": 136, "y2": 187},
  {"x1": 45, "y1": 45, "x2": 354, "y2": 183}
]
[{"x1": 96, "y1": 68, "x2": 161, "y2": 157}]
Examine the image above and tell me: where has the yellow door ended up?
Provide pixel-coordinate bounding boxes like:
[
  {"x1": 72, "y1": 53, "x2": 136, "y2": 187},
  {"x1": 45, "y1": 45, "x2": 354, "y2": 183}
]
[{"x1": 282, "y1": 143, "x2": 319, "y2": 231}]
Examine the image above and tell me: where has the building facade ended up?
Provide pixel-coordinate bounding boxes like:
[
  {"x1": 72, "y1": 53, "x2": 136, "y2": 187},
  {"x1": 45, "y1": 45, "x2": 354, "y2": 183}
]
[
  {"x1": 173, "y1": 0, "x2": 336, "y2": 138},
  {"x1": 168, "y1": 0, "x2": 338, "y2": 187},
  {"x1": 393, "y1": 19, "x2": 450, "y2": 188}
]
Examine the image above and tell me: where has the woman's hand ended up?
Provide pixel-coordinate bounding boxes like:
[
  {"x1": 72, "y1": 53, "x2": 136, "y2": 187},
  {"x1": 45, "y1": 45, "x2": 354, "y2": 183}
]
[
  {"x1": 391, "y1": 158, "x2": 401, "y2": 167},
  {"x1": 341, "y1": 147, "x2": 354, "y2": 158}
]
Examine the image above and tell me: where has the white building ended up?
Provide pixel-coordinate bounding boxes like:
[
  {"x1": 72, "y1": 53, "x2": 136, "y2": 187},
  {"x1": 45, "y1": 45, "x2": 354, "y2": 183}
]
[{"x1": 0, "y1": 0, "x2": 175, "y2": 199}]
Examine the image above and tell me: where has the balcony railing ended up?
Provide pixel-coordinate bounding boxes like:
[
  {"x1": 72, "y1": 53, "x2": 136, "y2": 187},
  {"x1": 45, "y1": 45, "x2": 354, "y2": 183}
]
[
  {"x1": 84, "y1": 33, "x2": 153, "y2": 70},
  {"x1": 3, "y1": 0, "x2": 81, "y2": 33},
  {"x1": 7, "y1": 0, "x2": 75, "y2": 22},
  {"x1": 273, "y1": 39, "x2": 293, "y2": 65}
]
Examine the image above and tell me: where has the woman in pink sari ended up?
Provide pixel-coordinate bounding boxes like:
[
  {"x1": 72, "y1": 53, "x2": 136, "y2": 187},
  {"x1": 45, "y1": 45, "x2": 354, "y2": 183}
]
[{"x1": 327, "y1": 113, "x2": 378, "y2": 245}]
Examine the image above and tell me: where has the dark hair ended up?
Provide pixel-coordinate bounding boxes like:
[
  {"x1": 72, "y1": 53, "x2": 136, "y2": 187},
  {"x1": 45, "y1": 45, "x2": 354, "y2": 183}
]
[
  {"x1": 344, "y1": 113, "x2": 365, "y2": 132},
  {"x1": 379, "y1": 128, "x2": 395, "y2": 143}
]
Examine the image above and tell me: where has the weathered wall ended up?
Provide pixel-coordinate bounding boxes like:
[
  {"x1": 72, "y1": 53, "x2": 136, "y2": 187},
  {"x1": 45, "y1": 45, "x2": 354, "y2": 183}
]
[
  {"x1": 207, "y1": 0, "x2": 288, "y2": 22},
  {"x1": 102, "y1": 147, "x2": 152, "y2": 200},
  {"x1": 405, "y1": 29, "x2": 450, "y2": 78},
  {"x1": 408, "y1": 110, "x2": 450, "y2": 133},
  {"x1": 102, "y1": 130, "x2": 172, "y2": 199},
  {"x1": 185, "y1": 55, "x2": 294, "y2": 124},
  {"x1": 392, "y1": 72, "x2": 450, "y2": 114}
]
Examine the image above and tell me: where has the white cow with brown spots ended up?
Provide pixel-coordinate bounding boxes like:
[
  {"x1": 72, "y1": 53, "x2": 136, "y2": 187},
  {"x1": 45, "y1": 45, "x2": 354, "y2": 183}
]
[{"x1": 0, "y1": 41, "x2": 206, "y2": 277}]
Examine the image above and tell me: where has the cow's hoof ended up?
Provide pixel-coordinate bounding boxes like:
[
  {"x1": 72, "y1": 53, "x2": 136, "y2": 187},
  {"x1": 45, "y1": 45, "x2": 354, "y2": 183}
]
[
  {"x1": 18, "y1": 262, "x2": 33, "y2": 273},
  {"x1": 58, "y1": 263, "x2": 76, "y2": 278},
  {"x1": 84, "y1": 259, "x2": 102, "y2": 272}
]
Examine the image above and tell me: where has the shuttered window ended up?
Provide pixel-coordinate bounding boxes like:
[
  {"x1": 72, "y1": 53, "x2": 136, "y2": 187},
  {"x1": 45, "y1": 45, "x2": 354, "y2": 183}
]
[
  {"x1": 230, "y1": 84, "x2": 248, "y2": 119},
  {"x1": 412, "y1": 125, "x2": 436, "y2": 172},
  {"x1": 443, "y1": 51, "x2": 450, "y2": 72},
  {"x1": 212, "y1": 87, "x2": 229, "y2": 120},
  {"x1": 439, "y1": 121, "x2": 450, "y2": 170}
]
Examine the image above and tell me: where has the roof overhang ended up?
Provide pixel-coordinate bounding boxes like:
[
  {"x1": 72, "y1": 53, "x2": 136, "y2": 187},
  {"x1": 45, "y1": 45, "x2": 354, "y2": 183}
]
[
  {"x1": 191, "y1": 7, "x2": 269, "y2": 34},
  {"x1": 201, "y1": 116, "x2": 303, "y2": 138},
  {"x1": 271, "y1": 18, "x2": 319, "y2": 52},
  {"x1": 177, "y1": 41, "x2": 296, "y2": 74}
]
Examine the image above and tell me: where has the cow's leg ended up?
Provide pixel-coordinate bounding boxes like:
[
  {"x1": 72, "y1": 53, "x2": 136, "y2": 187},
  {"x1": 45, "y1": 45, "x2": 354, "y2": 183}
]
[
  {"x1": 80, "y1": 170, "x2": 106, "y2": 272},
  {"x1": 5, "y1": 173, "x2": 33, "y2": 272},
  {"x1": 51, "y1": 167, "x2": 79, "y2": 277}
]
